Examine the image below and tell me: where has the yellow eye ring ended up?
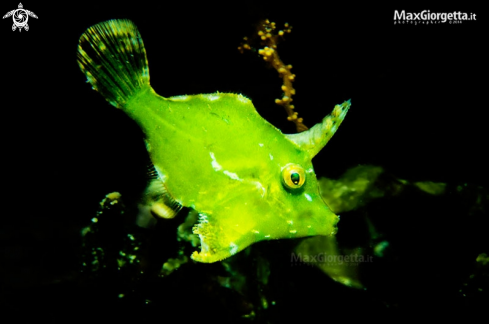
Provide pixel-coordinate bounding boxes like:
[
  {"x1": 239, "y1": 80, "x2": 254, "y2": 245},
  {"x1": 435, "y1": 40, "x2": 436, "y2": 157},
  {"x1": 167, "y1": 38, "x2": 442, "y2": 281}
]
[{"x1": 281, "y1": 163, "x2": 306, "y2": 189}]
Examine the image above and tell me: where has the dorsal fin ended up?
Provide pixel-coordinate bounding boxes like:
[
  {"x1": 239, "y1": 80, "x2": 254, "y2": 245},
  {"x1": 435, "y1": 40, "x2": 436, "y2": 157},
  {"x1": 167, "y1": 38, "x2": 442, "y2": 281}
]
[{"x1": 286, "y1": 100, "x2": 350, "y2": 158}]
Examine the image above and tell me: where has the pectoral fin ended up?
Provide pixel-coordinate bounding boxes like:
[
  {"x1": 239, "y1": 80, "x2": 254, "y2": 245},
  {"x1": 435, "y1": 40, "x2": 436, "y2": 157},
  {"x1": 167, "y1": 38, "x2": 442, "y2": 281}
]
[{"x1": 142, "y1": 177, "x2": 182, "y2": 220}]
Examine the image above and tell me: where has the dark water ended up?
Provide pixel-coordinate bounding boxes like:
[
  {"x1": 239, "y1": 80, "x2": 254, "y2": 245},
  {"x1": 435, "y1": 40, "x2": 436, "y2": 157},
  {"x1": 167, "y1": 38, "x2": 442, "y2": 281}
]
[{"x1": 1, "y1": 2, "x2": 487, "y2": 322}]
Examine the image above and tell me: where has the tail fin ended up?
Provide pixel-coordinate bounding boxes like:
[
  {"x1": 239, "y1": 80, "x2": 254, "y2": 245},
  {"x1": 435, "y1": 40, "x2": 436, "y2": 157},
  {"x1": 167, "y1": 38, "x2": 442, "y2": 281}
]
[{"x1": 77, "y1": 19, "x2": 150, "y2": 109}]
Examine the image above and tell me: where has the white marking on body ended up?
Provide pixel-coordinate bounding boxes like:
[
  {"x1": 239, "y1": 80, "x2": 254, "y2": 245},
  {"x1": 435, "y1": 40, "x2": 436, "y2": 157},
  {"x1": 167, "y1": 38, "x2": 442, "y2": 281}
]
[
  {"x1": 171, "y1": 95, "x2": 189, "y2": 101},
  {"x1": 306, "y1": 168, "x2": 314, "y2": 173},
  {"x1": 269, "y1": 153, "x2": 274, "y2": 160},
  {"x1": 210, "y1": 152, "x2": 222, "y2": 171},
  {"x1": 304, "y1": 193, "x2": 313, "y2": 202},
  {"x1": 154, "y1": 165, "x2": 168, "y2": 182},
  {"x1": 199, "y1": 234, "x2": 209, "y2": 251},
  {"x1": 229, "y1": 242, "x2": 238, "y2": 255},
  {"x1": 265, "y1": 235, "x2": 270, "y2": 238},
  {"x1": 204, "y1": 93, "x2": 221, "y2": 101},
  {"x1": 251, "y1": 181, "x2": 266, "y2": 197},
  {"x1": 223, "y1": 170, "x2": 241, "y2": 180},
  {"x1": 198, "y1": 213, "x2": 209, "y2": 223},
  {"x1": 237, "y1": 94, "x2": 250, "y2": 103},
  {"x1": 259, "y1": 143, "x2": 264, "y2": 147},
  {"x1": 210, "y1": 153, "x2": 266, "y2": 196},
  {"x1": 252, "y1": 230, "x2": 259, "y2": 234},
  {"x1": 287, "y1": 220, "x2": 293, "y2": 225},
  {"x1": 289, "y1": 230, "x2": 297, "y2": 234},
  {"x1": 210, "y1": 152, "x2": 243, "y2": 181}
]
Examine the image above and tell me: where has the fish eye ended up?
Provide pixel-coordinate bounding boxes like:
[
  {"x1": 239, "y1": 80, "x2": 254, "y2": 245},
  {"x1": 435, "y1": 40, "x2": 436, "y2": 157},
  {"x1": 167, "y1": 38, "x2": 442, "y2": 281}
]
[{"x1": 282, "y1": 163, "x2": 305, "y2": 189}]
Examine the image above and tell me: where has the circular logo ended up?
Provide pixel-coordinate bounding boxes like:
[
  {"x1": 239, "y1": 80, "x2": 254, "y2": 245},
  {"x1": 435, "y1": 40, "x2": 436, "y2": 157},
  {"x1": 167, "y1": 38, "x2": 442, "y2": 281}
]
[{"x1": 13, "y1": 9, "x2": 28, "y2": 28}]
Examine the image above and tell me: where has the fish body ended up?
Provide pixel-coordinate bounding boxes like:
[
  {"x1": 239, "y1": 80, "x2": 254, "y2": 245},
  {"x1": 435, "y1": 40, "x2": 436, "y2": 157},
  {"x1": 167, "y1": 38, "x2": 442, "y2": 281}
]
[{"x1": 78, "y1": 20, "x2": 350, "y2": 263}]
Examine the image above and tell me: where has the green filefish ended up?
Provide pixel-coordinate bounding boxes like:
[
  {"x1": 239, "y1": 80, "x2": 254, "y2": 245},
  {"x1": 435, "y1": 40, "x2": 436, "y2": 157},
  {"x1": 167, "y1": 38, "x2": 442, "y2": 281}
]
[{"x1": 77, "y1": 19, "x2": 350, "y2": 263}]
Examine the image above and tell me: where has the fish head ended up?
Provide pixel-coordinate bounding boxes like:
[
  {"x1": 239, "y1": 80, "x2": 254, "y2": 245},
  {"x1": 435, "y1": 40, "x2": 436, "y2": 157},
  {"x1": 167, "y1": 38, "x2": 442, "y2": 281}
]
[{"x1": 191, "y1": 115, "x2": 345, "y2": 263}]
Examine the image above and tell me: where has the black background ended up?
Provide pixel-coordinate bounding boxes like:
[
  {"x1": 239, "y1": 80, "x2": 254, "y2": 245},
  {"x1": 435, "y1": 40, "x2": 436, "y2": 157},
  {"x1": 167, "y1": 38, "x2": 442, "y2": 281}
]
[{"x1": 1, "y1": 1, "x2": 487, "y2": 321}]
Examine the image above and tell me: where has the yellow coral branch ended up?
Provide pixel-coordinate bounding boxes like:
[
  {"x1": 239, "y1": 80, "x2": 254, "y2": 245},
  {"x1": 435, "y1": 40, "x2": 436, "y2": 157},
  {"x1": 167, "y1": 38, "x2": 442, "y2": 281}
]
[{"x1": 239, "y1": 19, "x2": 308, "y2": 132}]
